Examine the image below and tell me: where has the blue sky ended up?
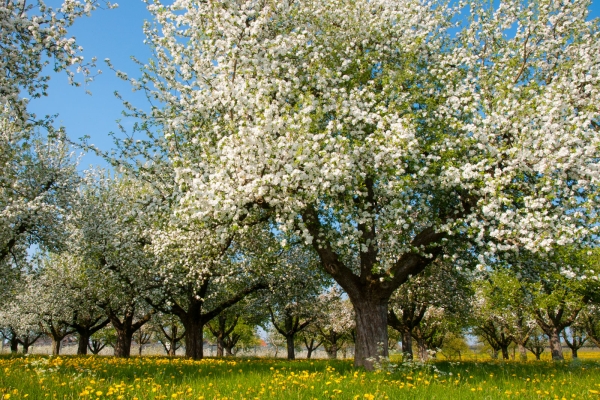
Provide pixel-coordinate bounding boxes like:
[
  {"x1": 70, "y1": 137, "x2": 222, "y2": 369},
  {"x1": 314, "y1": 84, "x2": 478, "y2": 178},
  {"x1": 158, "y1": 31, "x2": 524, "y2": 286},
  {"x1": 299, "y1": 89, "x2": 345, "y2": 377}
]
[
  {"x1": 28, "y1": 0, "x2": 600, "y2": 170},
  {"x1": 29, "y1": 1, "x2": 154, "y2": 169}
]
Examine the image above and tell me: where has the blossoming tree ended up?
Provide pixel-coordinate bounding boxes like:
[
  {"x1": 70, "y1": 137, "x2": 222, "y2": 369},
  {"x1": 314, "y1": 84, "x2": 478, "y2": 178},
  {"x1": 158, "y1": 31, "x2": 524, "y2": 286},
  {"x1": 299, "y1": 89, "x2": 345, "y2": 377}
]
[
  {"x1": 1, "y1": 0, "x2": 116, "y2": 283},
  {"x1": 124, "y1": 0, "x2": 599, "y2": 368}
]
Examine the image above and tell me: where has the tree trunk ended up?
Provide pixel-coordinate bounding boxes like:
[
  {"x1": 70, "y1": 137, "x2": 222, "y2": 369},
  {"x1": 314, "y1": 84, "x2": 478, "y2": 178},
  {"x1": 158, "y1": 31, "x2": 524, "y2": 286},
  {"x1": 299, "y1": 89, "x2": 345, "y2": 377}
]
[
  {"x1": 518, "y1": 343, "x2": 528, "y2": 361},
  {"x1": 183, "y1": 319, "x2": 204, "y2": 359},
  {"x1": 416, "y1": 337, "x2": 428, "y2": 361},
  {"x1": 353, "y1": 298, "x2": 389, "y2": 369},
  {"x1": 77, "y1": 332, "x2": 90, "y2": 355},
  {"x1": 491, "y1": 348, "x2": 498, "y2": 359},
  {"x1": 326, "y1": 343, "x2": 338, "y2": 359},
  {"x1": 114, "y1": 330, "x2": 133, "y2": 358},
  {"x1": 216, "y1": 335, "x2": 225, "y2": 357},
  {"x1": 168, "y1": 342, "x2": 177, "y2": 357},
  {"x1": 571, "y1": 348, "x2": 578, "y2": 359},
  {"x1": 10, "y1": 337, "x2": 18, "y2": 353},
  {"x1": 304, "y1": 338, "x2": 317, "y2": 359},
  {"x1": 402, "y1": 328, "x2": 413, "y2": 361},
  {"x1": 548, "y1": 329, "x2": 564, "y2": 361},
  {"x1": 500, "y1": 345, "x2": 509, "y2": 360},
  {"x1": 51, "y1": 339, "x2": 61, "y2": 355},
  {"x1": 286, "y1": 335, "x2": 295, "y2": 360}
]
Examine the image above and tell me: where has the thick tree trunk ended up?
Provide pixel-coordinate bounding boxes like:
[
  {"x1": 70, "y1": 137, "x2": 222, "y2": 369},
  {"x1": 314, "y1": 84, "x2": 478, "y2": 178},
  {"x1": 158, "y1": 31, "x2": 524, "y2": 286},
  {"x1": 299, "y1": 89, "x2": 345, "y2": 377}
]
[
  {"x1": 518, "y1": 343, "x2": 528, "y2": 361},
  {"x1": 286, "y1": 335, "x2": 295, "y2": 360},
  {"x1": 571, "y1": 348, "x2": 578, "y2": 359},
  {"x1": 548, "y1": 329, "x2": 564, "y2": 361},
  {"x1": 183, "y1": 319, "x2": 204, "y2": 359},
  {"x1": 353, "y1": 298, "x2": 389, "y2": 369},
  {"x1": 114, "y1": 330, "x2": 133, "y2": 358},
  {"x1": 77, "y1": 332, "x2": 90, "y2": 355},
  {"x1": 51, "y1": 339, "x2": 61, "y2": 355},
  {"x1": 416, "y1": 337, "x2": 428, "y2": 362},
  {"x1": 216, "y1": 336, "x2": 225, "y2": 357},
  {"x1": 10, "y1": 338, "x2": 18, "y2": 353},
  {"x1": 402, "y1": 329, "x2": 413, "y2": 361},
  {"x1": 326, "y1": 343, "x2": 338, "y2": 359},
  {"x1": 500, "y1": 345, "x2": 510, "y2": 360}
]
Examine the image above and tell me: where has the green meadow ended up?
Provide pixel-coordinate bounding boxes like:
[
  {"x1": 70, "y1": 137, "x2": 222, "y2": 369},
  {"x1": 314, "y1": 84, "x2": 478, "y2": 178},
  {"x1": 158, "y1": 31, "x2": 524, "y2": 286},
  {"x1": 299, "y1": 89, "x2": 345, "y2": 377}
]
[{"x1": 2, "y1": 355, "x2": 600, "y2": 400}]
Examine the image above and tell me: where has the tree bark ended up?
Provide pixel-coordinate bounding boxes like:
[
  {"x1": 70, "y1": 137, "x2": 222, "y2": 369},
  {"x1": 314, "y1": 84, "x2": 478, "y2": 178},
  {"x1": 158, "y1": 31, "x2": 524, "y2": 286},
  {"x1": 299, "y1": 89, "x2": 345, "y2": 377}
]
[
  {"x1": 10, "y1": 337, "x2": 19, "y2": 353},
  {"x1": 401, "y1": 328, "x2": 413, "y2": 361},
  {"x1": 326, "y1": 342, "x2": 338, "y2": 359},
  {"x1": 216, "y1": 335, "x2": 225, "y2": 357},
  {"x1": 353, "y1": 298, "x2": 389, "y2": 369},
  {"x1": 548, "y1": 328, "x2": 564, "y2": 361},
  {"x1": 51, "y1": 339, "x2": 61, "y2": 356},
  {"x1": 500, "y1": 345, "x2": 509, "y2": 360},
  {"x1": 518, "y1": 343, "x2": 528, "y2": 361},
  {"x1": 183, "y1": 318, "x2": 204, "y2": 359},
  {"x1": 107, "y1": 307, "x2": 152, "y2": 358},
  {"x1": 77, "y1": 332, "x2": 90, "y2": 355},
  {"x1": 416, "y1": 337, "x2": 428, "y2": 361},
  {"x1": 286, "y1": 335, "x2": 296, "y2": 360},
  {"x1": 114, "y1": 330, "x2": 133, "y2": 358}
]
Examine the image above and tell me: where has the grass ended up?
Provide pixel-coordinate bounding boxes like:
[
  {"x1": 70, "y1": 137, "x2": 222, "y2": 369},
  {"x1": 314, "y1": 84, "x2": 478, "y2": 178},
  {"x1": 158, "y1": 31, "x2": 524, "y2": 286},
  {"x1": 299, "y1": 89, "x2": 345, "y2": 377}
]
[{"x1": 1, "y1": 354, "x2": 600, "y2": 399}]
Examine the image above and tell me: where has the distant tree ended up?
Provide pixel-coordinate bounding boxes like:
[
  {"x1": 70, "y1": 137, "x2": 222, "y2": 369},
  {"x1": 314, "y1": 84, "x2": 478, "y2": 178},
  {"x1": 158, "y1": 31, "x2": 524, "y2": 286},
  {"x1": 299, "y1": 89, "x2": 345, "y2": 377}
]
[
  {"x1": 440, "y1": 334, "x2": 469, "y2": 361},
  {"x1": 525, "y1": 329, "x2": 547, "y2": 361},
  {"x1": 389, "y1": 259, "x2": 471, "y2": 360},
  {"x1": 563, "y1": 325, "x2": 587, "y2": 359},
  {"x1": 582, "y1": 305, "x2": 600, "y2": 349},
  {"x1": 312, "y1": 287, "x2": 355, "y2": 359},
  {"x1": 151, "y1": 314, "x2": 185, "y2": 356}
]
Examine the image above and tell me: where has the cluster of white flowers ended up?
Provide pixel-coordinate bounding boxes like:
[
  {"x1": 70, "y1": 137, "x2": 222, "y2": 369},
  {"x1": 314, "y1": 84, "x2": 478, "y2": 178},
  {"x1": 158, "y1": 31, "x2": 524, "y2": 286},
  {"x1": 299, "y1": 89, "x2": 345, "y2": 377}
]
[
  {"x1": 104, "y1": 0, "x2": 600, "y2": 367},
  {"x1": 136, "y1": 0, "x2": 599, "y2": 268}
]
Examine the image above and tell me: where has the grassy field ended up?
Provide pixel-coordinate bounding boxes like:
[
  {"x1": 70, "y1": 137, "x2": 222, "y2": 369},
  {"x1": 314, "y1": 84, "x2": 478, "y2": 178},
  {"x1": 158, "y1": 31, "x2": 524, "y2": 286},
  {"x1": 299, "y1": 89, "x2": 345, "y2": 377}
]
[{"x1": 1, "y1": 354, "x2": 600, "y2": 400}]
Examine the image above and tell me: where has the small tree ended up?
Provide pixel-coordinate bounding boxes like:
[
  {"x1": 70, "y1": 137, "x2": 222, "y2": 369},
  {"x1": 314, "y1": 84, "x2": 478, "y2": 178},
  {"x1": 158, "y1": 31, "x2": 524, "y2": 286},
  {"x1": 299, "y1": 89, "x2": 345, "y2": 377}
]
[
  {"x1": 313, "y1": 287, "x2": 355, "y2": 359},
  {"x1": 525, "y1": 329, "x2": 547, "y2": 361},
  {"x1": 563, "y1": 325, "x2": 587, "y2": 359},
  {"x1": 440, "y1": 334, "x2": 469, "y2": 361}
]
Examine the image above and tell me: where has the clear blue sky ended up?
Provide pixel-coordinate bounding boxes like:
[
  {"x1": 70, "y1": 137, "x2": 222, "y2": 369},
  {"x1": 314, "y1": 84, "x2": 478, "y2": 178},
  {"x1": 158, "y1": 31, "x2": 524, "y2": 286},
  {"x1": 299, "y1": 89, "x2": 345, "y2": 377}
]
[
  {"x1": 28, "y1": 0, "x2": 600, "y2": 170},
  {"x1": 29, "y1": 1, "x2": 154, "y2": 169}
]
